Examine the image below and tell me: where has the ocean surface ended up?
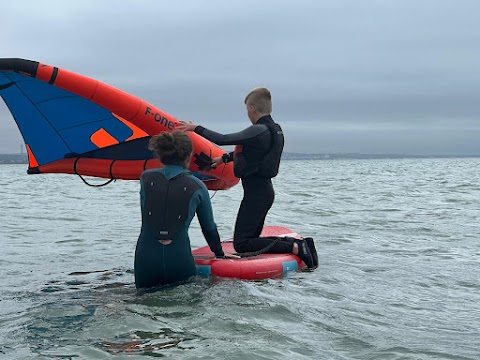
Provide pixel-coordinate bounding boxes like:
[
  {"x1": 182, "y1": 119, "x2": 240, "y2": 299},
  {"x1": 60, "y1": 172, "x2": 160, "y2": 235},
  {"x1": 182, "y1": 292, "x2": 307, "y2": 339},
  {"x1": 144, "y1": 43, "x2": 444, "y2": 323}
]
[{"x1": 1, "y1": 158, "x2": 479, "y2": 360}]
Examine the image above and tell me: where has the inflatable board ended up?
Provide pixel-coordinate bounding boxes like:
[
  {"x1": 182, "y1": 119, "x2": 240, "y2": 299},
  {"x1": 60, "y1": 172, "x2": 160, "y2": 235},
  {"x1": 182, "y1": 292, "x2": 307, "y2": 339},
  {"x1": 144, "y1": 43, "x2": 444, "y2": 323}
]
[{"x1": 193, "y1": 225, "x2": 307, "y2": 280}]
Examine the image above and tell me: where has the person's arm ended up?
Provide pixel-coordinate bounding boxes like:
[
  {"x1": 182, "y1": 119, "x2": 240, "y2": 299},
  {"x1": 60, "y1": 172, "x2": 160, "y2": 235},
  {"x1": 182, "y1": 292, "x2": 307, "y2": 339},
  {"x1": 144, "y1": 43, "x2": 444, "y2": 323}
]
[
  {"x1": 177, "y1": 119, "x2": 267, "y2": 146},
  {"x1": 195, "y1": 187, "x2": 225, "y2": 258},
  {"x1": 139, "y1": 178, "x2": 145, "y2": 209},
  {"x1": 194, "y1": 125, "x2": 266, "y2": 146},
  {"x1": 211, "y1": 151, "x2": 234, "y2": 167}
]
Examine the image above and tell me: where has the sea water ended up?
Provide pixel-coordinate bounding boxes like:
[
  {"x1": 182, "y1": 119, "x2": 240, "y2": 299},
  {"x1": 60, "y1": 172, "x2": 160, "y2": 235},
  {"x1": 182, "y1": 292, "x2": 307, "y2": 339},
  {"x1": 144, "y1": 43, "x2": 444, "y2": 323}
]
[{"x1": 1, "y1": 158, "x2": 479, "y2": 359}]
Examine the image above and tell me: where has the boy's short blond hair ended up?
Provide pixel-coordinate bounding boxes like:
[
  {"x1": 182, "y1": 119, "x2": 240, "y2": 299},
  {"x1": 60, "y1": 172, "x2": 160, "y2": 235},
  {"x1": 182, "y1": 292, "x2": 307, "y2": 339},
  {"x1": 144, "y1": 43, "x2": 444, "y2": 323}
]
[{"x1": 244, "y1": 87, "x2": 272, "y2": 114}]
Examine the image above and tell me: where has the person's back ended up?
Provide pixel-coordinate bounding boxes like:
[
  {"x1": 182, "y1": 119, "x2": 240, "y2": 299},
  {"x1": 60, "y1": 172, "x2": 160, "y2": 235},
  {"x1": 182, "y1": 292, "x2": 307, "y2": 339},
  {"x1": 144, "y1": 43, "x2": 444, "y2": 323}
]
[
  {"x1": 134, "y1": 131, "x2": 228, "y2": 289},
  {"x1": 231, "y1": 114, "x2": 284, "y2": 181},
  {"x1": 135, "y1": 166, "x2": 203, "y2": 288}
]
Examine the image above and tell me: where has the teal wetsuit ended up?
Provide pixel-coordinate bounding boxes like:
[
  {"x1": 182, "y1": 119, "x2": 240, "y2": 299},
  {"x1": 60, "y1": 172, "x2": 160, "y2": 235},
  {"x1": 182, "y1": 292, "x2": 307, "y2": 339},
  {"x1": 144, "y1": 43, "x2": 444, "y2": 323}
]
[{"x1": 134, "y1": 165, "x2": 224, "y2": 289}]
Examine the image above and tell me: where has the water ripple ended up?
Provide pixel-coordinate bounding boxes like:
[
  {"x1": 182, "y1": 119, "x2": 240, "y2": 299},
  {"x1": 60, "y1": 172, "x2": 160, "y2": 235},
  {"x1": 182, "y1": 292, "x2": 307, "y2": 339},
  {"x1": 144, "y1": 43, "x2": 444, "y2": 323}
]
[{"x1": 1, "y1": 159, "x2": 480, "y2": 359}]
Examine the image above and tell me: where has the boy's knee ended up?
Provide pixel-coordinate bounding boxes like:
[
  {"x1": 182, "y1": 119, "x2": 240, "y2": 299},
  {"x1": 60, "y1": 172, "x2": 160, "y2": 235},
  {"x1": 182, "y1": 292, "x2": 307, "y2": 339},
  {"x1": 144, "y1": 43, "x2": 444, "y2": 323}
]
[{"x1": 233, "y1": 238, "x2": 247, "y2": 253}]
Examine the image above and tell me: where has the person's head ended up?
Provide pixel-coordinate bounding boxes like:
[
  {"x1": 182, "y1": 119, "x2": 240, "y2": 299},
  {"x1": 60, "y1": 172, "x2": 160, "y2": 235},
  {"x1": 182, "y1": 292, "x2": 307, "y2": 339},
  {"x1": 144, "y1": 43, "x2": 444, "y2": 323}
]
[
  {"x1": 244, "y1": 87, "x2": 272, "y2": 124},
  {"x1": 148, "y1": 130, "x2": 193, "y2": 168}
]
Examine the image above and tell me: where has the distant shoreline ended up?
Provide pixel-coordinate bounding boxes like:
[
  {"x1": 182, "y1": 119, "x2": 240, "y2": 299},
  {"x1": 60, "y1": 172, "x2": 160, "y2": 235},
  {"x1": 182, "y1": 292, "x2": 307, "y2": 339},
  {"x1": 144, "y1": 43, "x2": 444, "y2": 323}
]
[
  {"x1": 0, "y1": 154, "x2": 28, "y2": 164},
  {"x1": 282, "y1": 153, "x2": 480, "y2": 160},
  {"x1": 1, "y1": 152, "x2": 479, "y2": 164}
]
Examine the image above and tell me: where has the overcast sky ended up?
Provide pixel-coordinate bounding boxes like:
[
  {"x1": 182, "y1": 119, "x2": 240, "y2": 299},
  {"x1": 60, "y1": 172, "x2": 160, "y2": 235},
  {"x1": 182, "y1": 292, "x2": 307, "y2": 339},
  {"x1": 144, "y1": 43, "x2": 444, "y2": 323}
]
[{"x1": 1, "y1": 0, "x2": 479, "y2": 155}]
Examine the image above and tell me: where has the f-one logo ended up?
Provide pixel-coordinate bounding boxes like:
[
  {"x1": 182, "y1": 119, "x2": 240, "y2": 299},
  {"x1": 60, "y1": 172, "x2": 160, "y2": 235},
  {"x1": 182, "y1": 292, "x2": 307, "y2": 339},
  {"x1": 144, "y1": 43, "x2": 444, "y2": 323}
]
[{"x1": 145, "y1": 107, "x2": 175, "y2": 130}]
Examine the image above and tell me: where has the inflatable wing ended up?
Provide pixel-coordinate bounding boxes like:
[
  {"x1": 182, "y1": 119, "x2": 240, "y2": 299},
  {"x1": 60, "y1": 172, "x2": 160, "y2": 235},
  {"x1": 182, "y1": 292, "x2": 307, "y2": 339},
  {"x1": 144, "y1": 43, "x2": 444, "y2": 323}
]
[{"x1": 0, "y1": 58, "x2": 239, "y2": 190}]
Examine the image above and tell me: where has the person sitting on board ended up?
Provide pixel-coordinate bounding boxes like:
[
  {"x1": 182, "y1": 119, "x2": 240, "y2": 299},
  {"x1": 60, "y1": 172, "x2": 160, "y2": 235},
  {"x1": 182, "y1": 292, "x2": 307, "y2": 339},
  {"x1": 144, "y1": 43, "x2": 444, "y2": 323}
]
[
  {"x1": 178, "y1": 87, "x2": 318, "y2": 270},
  {"x1": 135, "y1": 130, "x2": 239, "y2": 289}
]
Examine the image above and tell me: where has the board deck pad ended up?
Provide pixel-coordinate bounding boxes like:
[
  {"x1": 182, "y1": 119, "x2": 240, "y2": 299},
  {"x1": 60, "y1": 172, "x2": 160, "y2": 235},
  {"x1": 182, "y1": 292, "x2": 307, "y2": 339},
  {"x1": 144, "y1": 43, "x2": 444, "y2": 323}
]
[{"x1": 193, "y1": 225, "x2": 305, "y2": 280}]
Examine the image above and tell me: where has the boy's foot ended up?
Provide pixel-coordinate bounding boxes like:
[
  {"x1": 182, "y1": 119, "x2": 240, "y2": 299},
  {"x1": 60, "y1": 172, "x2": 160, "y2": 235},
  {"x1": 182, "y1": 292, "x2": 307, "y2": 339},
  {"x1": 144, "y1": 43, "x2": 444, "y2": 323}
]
[
  {"x1": 295, "y1": 239, "x2": 315, "y2": 269},
  {"x1": 304, "y1": 237, "x2": 318, "y2": 268}
]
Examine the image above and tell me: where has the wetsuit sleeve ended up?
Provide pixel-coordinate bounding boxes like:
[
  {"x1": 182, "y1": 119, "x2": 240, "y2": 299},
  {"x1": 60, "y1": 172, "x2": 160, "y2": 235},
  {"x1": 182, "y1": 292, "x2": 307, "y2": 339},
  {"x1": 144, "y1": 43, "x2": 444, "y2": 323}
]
[
  {"x1": 194, "y1": 124, "x2": 268, "y2": 146},
  {"x1": 139, "y1": 179, "x2": 145, "y2": 209},
  {"x1": 195, "y1": 187, "x2": 225, "y2": 257}
]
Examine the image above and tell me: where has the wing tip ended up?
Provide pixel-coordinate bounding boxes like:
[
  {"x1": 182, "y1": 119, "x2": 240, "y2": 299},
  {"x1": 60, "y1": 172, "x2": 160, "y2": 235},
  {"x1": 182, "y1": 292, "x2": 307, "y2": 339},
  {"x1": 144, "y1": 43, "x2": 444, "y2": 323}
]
[
  {"x1": 27, "y1": 167, "x2": 40, "y2": 174},
  {"x1": 0, "y1": 58, "x2": 39, "y2": 77}
]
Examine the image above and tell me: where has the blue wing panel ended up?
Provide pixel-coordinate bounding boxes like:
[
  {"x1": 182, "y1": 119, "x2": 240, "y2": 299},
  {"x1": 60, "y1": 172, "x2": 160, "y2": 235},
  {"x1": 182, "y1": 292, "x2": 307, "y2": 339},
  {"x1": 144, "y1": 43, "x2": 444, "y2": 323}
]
[
  {"x1": 1, "y1": 72, "x2": 32, "y2": 85},
  {"x1": 38, "y1": 97, "x2": 113, "y2": 130},
  {"x1": 0, "y1": 72, "x2": 138, "y2": 165},
  {"x1": 0, "y1": 77, "x2": 71, "y2": 165},
  {"x1": 60, "y1": 118, "x2": 137, "y2": 155},
  {"x1": 12, "y1": 74, "x2": 76, "y2": 104}
]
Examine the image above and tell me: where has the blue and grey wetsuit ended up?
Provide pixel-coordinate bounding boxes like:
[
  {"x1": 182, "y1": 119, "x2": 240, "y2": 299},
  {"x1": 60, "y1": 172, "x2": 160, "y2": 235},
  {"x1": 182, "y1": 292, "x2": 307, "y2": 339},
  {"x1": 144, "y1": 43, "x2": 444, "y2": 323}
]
[{"x1": 134, "y1": 165, "x2": 224, "y2": 289}]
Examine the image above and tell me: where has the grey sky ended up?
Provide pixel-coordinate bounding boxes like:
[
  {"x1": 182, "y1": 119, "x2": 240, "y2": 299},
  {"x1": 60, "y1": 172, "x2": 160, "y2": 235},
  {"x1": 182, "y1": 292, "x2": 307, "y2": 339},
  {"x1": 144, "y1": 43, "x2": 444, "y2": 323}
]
[{"x1": 1, "y1": 0, "x2": 479, "y2": 155}]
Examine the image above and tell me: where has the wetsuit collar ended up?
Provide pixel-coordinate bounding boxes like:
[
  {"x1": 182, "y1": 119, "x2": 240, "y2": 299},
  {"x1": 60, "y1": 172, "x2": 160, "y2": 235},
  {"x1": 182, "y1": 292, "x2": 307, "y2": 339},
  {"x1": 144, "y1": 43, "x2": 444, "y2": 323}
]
[
  {"x1": 162, "y1": 164, "x2": 189, "y2": 180},
  {"x1": 256, "y1": 114, "x2": 273, "y2": 125}
]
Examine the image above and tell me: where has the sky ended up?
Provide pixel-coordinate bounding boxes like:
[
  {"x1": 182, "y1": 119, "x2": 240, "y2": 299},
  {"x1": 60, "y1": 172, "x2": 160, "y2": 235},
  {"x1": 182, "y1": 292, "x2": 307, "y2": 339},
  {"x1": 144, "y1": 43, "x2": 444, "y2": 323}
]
[{"x1": 1, "y1": 0, "x2": 479, "y2": 155}]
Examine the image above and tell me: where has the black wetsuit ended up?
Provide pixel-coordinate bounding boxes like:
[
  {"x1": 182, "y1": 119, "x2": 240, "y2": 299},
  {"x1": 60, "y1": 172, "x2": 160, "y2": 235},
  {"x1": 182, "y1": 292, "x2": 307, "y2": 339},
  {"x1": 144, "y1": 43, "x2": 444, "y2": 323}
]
[
  {"x1": 195, "y1": 115, "x2": 295, "y2": 254},
  {"x1": 135, "y1": 165, "x2": 224, "y2": 289}
]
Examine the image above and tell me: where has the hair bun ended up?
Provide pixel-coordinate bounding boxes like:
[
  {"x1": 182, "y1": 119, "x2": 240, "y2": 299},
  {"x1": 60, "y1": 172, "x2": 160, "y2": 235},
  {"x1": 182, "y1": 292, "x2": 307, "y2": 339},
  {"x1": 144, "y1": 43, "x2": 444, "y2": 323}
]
[
  {"x1": 159, "y1": 132, "x2": 175, "y2": 150},
  {"x1": 148, "y1": 130, "x2": 193, "y2": 166}
]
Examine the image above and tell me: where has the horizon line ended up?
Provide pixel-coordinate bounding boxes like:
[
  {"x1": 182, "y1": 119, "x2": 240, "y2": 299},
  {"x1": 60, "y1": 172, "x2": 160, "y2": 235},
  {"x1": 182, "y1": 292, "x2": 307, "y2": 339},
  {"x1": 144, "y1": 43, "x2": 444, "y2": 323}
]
[{"x1": 1, "y1": 151, "x2": 480, "y2": 158}]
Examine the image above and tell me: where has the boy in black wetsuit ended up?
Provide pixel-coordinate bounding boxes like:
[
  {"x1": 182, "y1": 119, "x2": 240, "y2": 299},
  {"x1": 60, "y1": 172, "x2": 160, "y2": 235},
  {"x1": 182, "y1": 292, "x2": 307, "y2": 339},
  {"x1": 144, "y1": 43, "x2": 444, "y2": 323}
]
[{"x1": 179, "y1": 88, "x2": 317, "y2": 269}]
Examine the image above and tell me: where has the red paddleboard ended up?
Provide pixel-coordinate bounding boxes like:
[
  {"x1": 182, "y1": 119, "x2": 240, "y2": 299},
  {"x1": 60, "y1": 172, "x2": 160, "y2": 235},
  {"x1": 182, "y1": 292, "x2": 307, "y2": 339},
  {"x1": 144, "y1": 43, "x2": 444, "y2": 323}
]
[{"x1": 193, "y1": 225, "x2": 306, "y2": 280}]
